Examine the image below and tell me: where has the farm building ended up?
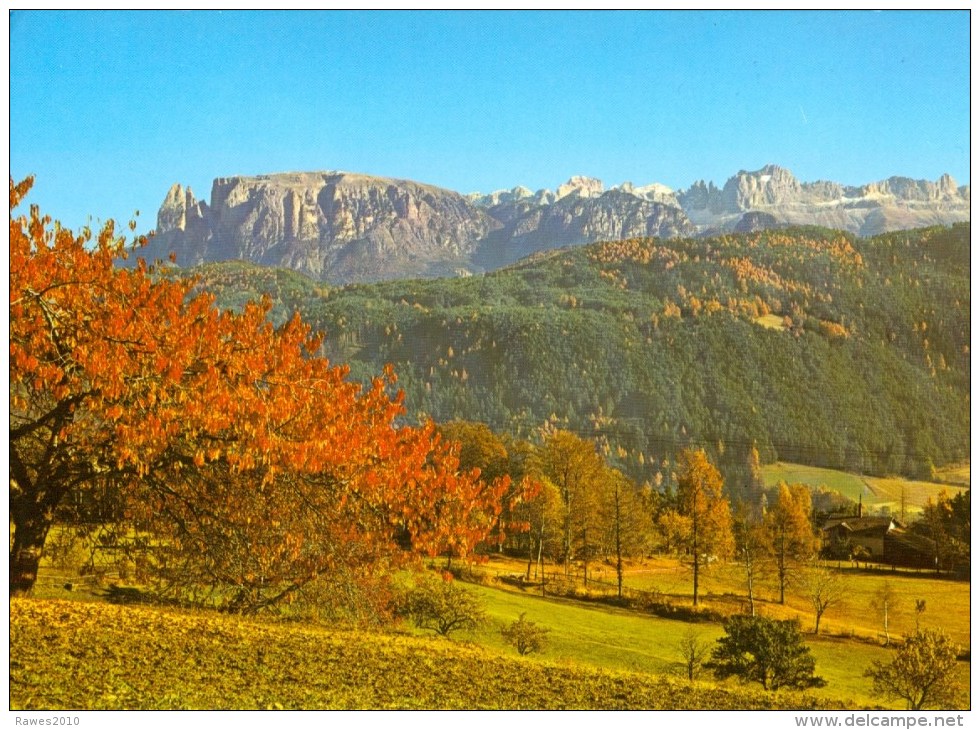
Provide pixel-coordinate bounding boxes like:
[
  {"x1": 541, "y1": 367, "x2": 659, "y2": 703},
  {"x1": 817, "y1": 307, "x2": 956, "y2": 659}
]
[
  {"x1": 882, "y1": 529, "x2": 940, "y2": 570},
  {"x1": 821, "y1": 516, "x2": 897, "y2": 558},
  {"x1": 820, "y1": 515, "x2": 937, "y2": 569}
]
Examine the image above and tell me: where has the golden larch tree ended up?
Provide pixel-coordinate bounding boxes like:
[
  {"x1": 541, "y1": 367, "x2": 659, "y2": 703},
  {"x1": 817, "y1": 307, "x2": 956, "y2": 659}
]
[{"x1": 675, "y1": 448, "x2": 734, "y2": 606}]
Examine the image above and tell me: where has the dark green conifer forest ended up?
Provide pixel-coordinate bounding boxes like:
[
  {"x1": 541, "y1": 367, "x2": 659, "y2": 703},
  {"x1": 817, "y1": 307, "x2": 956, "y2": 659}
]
[{"x1": 188, "y1": 224, "x2": 970, "y2": 491}]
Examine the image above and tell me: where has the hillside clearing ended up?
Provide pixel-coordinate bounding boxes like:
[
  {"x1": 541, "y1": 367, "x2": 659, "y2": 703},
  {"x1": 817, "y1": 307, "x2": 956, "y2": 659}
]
[
  {"x1": 761, "y1": 462, "x2": 968, "y2": 514},
  {"x1": 754, "y1": 313, "x2": 788, "y2": 330}
]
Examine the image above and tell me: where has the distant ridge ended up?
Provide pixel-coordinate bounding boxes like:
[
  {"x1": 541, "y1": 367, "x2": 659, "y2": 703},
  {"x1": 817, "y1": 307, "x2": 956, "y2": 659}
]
[{"x1": 143, "y1": 165, "x2": 969, "y2": 284}]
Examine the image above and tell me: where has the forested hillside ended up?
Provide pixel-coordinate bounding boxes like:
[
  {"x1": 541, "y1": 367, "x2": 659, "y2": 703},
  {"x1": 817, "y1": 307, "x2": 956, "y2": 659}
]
[{"x1": 186, "y1": 224, "x2": 969, "y2": 489}]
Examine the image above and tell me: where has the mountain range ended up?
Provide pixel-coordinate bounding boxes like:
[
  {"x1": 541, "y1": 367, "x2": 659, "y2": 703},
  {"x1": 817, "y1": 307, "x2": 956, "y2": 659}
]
[{"x1": 146, "y1": 165, "x2": 970, "y2": 284}]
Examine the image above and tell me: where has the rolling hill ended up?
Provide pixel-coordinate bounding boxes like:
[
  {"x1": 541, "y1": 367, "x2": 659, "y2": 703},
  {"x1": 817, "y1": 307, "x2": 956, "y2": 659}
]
[{"x1": 182, "y1": 223, "x2": 970, "y2": 489}]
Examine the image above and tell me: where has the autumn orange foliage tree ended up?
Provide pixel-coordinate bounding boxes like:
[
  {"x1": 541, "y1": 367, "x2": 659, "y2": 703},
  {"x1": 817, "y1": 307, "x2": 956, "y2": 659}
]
[{"x1": 9, "y1": 177, "x2": 507, "y2": 607}]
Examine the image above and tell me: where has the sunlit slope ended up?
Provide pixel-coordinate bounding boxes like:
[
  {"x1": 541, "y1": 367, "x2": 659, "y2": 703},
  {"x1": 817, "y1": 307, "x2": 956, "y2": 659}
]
[
  {"x1": 11, "y1": 598, "x2": 849, "y2": 710},
  {"x1": 762, "y1": 462, "x2": 969, "y2": 515}
]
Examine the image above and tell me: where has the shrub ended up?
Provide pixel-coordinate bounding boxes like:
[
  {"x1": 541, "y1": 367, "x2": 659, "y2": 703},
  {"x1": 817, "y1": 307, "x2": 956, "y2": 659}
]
[
  {"x1": 710, "y1": 615, "x2": 825, "y2": 691},
  {"x1": 398, "y1": 573, "x2": 486, "y2": 637},
  {"x1": 865, "y1": 629, "x2": 962, "y2": 710},
  {"x1": 501, "y1": 613, "x2": 550, "y2": 656}
]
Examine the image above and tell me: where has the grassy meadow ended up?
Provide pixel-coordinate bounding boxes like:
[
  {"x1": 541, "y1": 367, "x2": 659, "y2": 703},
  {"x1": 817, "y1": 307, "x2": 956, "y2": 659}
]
[
  {"x1": 934, "y1": 463, "x2": 972, "y2": 488},
  {"x1": 761, "y1": 461, "x2": 969, "y2": 516},
  {"x1": 13, "y1": 545, "x2": 970, "y2": 711},
  {"x1": 599, "y1": 555, "x2": 971, "y2": 647},
  {"x1": 460, "y1": 554, "x2": 970, "y2": 704}
]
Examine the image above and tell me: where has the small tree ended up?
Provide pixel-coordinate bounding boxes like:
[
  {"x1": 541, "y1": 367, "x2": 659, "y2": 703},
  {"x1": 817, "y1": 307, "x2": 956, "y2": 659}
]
[
  {"x1": 865, "y1": 629, "x2": 961, "y2": 709},
  {"x1": 678, "y1": 628, "x2": 711, "y2": 681},
  {"x1": 711, "y1": 615, "x2": 825, "y2": 691},
  {"x1": 603, "y1": 468, "x2": 653, "y2": 598},
  {"x1": 914, "y1": 599, "x2": 927, "y2": 630},
  {"x1": 536, "y1": 430, "x2": 606, "y2": 580},
  {"x1": 733, "y1": 506, "x2": 768, "y2": 616},
  {"x1": 871, "y1": 582, "x2": 901, "y2": 645},
  {"x1": 800, "y1": 565, "x2": 846, "y2": 634},
  {"x1": 519, "y1": 477, "x2": 563, "y2": 586},
  {"x1": 501, "y1": 612, "x2": 550, "y2": 656},
  {"x1": 399, "y1": 574, "x2": 486, "y2": 637}
]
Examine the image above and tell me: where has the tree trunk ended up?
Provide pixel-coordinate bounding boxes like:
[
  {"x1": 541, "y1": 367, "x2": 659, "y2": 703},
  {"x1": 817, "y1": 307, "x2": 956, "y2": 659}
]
[
  {"x1": 563, "y1": 511, "x2": 571, "y2": 578},
  {"x1": 745, "y1": 556, "x2": 756, "y2": 616},
  {"x1": 693, "y1": 556, "x2": 699, "y2": 606},
  {"x1": 10, "y1": 512, "x2": 51, "y2": 596},
  {"x1": 777, "y1": 533, "x2": 787, "y2": 604},
  {"x1": 9, "y1": 452, "x2": 83, "y2": 597},
  {"x1": 692, "y1": 520, "x2": 700, "y2": 606},
  {"x1": 537, "y1": 528, "x2": 545, "y2": 596},
  {"x1": 581, "y1": 528, "x2": 588, "y2": 587},
  {"x1": 536, "y1": 525, "x2": 544, "y2": 580},
  {"x1": 615, "y1": 487, "x2": 623, "y2": 599},
  {"x1": 883, "y1": 602, "x2": 890, "y2": 645}
]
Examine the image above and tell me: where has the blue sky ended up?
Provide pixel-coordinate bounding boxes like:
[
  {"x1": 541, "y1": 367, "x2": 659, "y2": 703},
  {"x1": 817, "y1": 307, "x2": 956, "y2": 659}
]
[{"x1": 9, "y1": 10, "x2": 971, "y2": 233}]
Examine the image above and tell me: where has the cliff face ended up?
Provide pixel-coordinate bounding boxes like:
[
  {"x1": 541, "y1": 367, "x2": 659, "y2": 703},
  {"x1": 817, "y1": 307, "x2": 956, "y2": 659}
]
[
  {"x1": 678, "y1": 165, "x2": 970, "y2": 236},
  {"x1": 151, "y1": 172, "x2": 496, "y2": 282},
  {"x1": 147, "y1": 165, "x2": 969, "y2": 283},
  {"x1": 148, "y1": 171, "x2": 695, "y2": 282}
]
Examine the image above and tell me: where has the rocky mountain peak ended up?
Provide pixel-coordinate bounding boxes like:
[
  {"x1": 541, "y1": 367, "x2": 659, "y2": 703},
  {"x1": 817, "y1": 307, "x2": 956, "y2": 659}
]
[
  {"x1": 156, "y1": 183, "x2": 205, "y2": 234},
  {"x1": 144, "y1": 172, "x2": 500, "y2": 282},
  {"x1": 467, "y1": 185, "x2": 536, "y2": 207},
  {"x1": 613, "y1": 181, "x2": 679, "y2": 207},
  {"x1": 157, "y1": 183, "x2": 186, "y2": 232},
  {"x1": 677, "y1": 165, "x2": 968, "y2": 237},
  {"x1": 938, "y1": 173, "x2": 958, "y2": 195},
  {"x1": 556, "y1": 176, "x2": 604, "y2": 200},
  {"x1": 724, "y1": 164, "x2": 802, "y2": 210}
]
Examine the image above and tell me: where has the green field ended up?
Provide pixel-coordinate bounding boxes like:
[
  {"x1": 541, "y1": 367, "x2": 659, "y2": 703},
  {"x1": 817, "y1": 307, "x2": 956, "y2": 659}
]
[
  {"x1": 761, "y1": 462, "x2": 969, "y2": 515},
  {"x1": 464, "y1": 580, "x2": 727, "y2": 675},
  {"x1": 457, "y1": 581, "x2": 922, "y2": 709},
  {"x1": 763, "y1": 462, "x2": 869, "y2": 501},
  {"x1": 468, "y1": 554, "x2": 971, "y2": 697}
]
